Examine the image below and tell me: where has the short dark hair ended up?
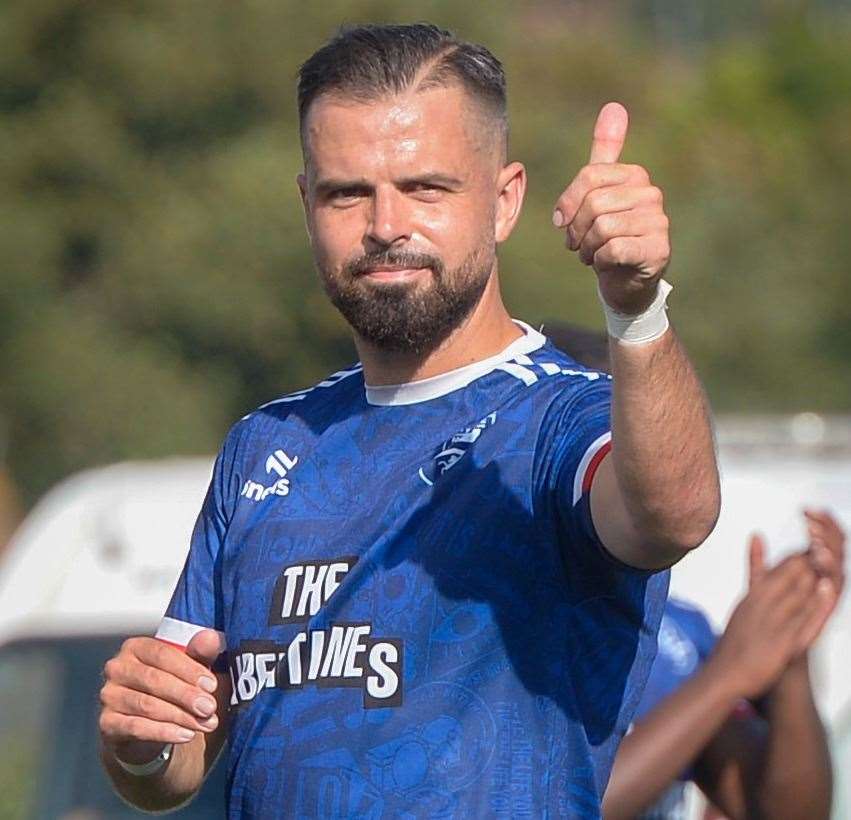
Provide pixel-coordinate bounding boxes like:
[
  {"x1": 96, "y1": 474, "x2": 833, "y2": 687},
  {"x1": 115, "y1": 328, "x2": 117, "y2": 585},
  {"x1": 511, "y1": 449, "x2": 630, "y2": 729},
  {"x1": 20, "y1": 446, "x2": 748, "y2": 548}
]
[{"x1": 297, "y1": 23, "x2": 507, "y2": 146}]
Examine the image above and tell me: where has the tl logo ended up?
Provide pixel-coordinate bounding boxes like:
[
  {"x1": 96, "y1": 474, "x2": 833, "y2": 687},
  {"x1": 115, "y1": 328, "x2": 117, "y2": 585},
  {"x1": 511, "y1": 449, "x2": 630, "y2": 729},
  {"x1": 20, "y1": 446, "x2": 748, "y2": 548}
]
[{"x1": 241, "y1": 449, "x2": 299, "y2": 502}]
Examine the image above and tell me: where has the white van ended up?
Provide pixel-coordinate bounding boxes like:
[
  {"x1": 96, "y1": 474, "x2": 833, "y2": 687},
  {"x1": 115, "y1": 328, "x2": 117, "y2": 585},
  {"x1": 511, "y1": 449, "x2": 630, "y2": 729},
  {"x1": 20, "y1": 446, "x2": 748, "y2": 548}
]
[{"x1": 0, "y1": 416, "x2": 848, "y2": 819}]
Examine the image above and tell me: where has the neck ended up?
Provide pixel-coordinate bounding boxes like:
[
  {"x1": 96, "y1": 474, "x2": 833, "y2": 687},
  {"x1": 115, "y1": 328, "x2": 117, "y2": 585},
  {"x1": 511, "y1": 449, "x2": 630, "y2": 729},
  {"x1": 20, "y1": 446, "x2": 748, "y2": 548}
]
[{"x1": 355, "y1": 271, "x2": 522, "y2": 386}]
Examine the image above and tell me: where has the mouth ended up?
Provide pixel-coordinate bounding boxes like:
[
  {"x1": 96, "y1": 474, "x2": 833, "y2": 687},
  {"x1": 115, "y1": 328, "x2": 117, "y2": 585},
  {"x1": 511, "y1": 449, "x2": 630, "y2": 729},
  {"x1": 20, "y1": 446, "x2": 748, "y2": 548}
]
[{"x1": 358, "y1": 266, "x2": 431, "y2": 282}]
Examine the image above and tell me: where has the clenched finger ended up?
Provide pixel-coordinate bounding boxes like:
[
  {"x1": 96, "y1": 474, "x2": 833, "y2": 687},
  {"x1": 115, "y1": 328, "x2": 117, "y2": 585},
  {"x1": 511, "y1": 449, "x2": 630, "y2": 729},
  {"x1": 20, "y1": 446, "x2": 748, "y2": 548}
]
[
  {"x1": 124, "y1": 637, "x2": 216, "y2": 690},
  {"x1": 106, "y1": 658, "x2": 217, "y2": 720},
  {"x1": 592, "y1": 235, "x2": 669, "y2": 276},
  {"x1": 578, "y1": 210, "x2": 668, "y2": 266},
  {"x1": 100, "y1": 682, "x2": 218, "y2": 734},
  {"x1": 553, "y1": 164, "x2": 649, "y2": 228},
  {"x1": 99, "y1": 710, "x2": 197, "y2": 746},
  {"x1": 568, "y1": 185, "x2": 663, "y2": 250}
]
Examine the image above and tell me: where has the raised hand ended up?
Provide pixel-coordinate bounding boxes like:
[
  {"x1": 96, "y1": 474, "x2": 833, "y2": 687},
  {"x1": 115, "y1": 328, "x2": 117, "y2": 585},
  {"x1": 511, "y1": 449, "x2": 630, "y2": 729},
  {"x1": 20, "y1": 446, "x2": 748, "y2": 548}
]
[
  {"x1": 99, "y1": 629, "x2": 223, "y2": 763},
  {"x1": 710, "y1": 538, "x2": 828, "y2": 700},
  {"x1": 553, "y1": 102, "x2": 670, "y2": 315}
]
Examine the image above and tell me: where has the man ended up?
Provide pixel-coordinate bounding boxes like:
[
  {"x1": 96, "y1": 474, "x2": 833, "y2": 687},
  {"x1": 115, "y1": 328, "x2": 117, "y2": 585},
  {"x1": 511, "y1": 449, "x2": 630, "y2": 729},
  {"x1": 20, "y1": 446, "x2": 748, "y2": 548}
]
[
  {"x1": 603, "y1": 509, "x2": 845, "y2": 820},
  {"x1": 98, "y1": 23, "x2": 720, "y2": 817}
]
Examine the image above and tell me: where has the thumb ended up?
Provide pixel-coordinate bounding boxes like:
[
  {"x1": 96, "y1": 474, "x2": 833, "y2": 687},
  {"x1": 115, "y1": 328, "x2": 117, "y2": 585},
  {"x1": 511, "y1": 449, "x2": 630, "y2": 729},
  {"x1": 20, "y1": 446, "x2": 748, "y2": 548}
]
[
  {"x1": 186, "y1": 628, "x2": 223, "y2": 669},
  {"x1": 748, "y1": 533, "x2": 767, "y2": 588},
  {"x1": 589, "y1": 101, "x2": 629, "y2": 164}
]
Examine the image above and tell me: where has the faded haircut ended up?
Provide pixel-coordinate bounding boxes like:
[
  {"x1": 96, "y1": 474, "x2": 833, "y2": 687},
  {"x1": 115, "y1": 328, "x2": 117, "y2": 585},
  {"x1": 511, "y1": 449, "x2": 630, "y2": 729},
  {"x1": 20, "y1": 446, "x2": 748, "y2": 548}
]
[{"x1": 297, "y1": 23, "x2": 508, "y2": 154}]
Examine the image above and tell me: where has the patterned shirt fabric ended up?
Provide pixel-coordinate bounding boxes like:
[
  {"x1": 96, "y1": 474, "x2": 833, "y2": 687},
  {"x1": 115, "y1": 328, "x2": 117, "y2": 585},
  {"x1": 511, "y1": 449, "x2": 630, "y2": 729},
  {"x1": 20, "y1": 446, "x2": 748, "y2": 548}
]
[
  {"x1": 632, "y1": 598, "x2": 718, "y2": 820},
  {"x1": 158, "y1": 322, "x2": 669, "y2": 819}
]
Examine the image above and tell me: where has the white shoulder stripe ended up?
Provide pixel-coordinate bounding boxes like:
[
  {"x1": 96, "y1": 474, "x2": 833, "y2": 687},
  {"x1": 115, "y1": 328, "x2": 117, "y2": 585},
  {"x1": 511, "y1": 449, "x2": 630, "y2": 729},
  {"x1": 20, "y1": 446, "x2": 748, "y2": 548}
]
[
  {"x1": 495, "y1": 361, "x2": 539, "y2": 386},
  {"x1": 247, "y1": 364, "x2": 363, "y2": 417}
]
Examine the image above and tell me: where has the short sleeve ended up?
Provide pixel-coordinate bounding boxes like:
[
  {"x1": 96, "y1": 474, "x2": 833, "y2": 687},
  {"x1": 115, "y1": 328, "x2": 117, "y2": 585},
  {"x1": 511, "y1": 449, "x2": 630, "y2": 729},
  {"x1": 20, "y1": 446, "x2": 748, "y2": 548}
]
[
  {"x1": 536, "y1": 374, "x2": 614, "y2": 559},
  {"x1": 155, "y1": 429, "x2": 241, "y2": 656}
]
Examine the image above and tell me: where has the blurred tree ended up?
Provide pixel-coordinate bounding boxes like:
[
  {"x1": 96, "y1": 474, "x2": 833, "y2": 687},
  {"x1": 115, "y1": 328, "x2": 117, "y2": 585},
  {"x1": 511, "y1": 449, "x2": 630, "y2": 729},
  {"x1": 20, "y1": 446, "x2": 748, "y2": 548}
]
[{"x1": 0, "y1": 0, "x2": 849, "y2": 504}]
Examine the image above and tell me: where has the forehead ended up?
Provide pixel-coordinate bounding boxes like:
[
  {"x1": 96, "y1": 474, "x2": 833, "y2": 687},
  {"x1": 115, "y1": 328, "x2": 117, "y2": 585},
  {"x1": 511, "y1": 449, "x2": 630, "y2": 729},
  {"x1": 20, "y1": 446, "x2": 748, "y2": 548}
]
[{"x1": 303, "y1": 85, "x2": 493, "y2": 178}]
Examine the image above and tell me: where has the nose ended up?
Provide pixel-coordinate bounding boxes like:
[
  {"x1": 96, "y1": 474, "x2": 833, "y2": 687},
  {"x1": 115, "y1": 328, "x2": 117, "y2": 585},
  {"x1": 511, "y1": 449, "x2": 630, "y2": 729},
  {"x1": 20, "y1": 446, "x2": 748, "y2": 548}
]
[{"x1": 366, "y1": 187, "x2": 412, "y2": 248}]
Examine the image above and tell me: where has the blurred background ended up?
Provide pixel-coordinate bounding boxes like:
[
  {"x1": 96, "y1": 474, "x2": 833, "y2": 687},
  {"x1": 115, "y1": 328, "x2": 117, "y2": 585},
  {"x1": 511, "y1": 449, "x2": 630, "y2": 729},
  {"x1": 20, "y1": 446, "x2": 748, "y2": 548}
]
[{"x1": 0, "y1": 1, "x2": 849, "y2": 818}]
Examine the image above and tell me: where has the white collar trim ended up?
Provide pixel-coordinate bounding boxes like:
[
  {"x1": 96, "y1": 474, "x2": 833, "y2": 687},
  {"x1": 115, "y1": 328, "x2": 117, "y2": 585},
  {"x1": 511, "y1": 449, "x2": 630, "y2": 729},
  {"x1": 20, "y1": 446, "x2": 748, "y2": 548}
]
[{"x1": 364, "y1": 320, "x2": 546, "y2": 406}]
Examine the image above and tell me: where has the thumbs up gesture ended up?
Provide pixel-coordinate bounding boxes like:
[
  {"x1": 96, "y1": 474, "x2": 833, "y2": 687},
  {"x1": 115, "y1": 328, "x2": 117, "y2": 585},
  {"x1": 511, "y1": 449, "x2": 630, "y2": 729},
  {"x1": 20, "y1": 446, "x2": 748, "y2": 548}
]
[{"x1": 553, "y1": 103, "x2": 670, "y2": 315}]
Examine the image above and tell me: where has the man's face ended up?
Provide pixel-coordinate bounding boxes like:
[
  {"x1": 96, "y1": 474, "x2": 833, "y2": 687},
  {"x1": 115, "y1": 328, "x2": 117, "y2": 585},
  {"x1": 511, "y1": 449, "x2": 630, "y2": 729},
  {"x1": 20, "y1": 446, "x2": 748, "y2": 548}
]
[{"x1": 299, "y1": 84, "x2": 504, "y2": 354}]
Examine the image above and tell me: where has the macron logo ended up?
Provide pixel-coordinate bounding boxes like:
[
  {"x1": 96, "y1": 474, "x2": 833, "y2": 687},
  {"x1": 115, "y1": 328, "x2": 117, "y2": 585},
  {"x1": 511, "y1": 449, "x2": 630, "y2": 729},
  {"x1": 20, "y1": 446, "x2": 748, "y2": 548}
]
[{"x1": 240, "y1": 449, "x2": 299, "y2": 502}]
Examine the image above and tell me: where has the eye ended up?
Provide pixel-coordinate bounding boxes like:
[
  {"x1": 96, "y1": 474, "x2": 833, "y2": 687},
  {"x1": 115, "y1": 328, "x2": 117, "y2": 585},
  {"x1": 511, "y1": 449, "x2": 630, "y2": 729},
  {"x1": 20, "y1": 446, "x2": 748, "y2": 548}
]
[
  {"x1": 406, "y1": 182, "x2": 445, "y2": 200},
  {"x1": 326, "y1": 187, "x2": 368, "y2": 205}
]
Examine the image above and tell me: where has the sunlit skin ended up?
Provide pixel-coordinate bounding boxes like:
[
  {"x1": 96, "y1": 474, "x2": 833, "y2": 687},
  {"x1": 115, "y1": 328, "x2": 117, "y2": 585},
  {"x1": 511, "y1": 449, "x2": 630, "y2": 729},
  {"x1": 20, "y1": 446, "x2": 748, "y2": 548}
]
[{"x1": 297, "y1": 84, "x2": 527, "y2": 385}]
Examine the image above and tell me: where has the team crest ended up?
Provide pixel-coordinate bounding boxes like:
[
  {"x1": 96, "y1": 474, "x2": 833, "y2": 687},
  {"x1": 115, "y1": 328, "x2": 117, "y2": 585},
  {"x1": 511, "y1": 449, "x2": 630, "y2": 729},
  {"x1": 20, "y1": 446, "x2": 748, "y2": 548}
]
[{"x1": 418, "y1": 412, "x2": 497, "y2": 486}]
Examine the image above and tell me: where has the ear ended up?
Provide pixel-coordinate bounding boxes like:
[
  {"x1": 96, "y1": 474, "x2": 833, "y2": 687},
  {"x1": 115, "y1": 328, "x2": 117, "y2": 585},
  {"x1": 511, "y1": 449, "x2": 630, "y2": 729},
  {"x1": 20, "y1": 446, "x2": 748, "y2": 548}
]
[
  {"x1": 296, "y1": 172, "x2": 312, "y2": 240},
  {"x1": 494, "y1": 161, "x2": 527, "y2": 244}
]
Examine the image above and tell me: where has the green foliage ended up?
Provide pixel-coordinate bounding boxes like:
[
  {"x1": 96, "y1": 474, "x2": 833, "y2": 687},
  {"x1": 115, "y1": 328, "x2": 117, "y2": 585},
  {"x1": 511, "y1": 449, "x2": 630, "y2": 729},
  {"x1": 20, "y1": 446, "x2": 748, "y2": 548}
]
[{"x1": 1, "y1": 1, "x2": 849, "y2": 503}]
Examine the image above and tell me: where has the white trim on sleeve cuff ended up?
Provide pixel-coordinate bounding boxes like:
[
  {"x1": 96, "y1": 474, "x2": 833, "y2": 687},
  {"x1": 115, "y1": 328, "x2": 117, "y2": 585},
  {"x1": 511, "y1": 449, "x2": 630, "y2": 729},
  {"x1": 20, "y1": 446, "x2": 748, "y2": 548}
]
[{"x1": 155, "y1": 616, "x2": 226, "y2": 652}]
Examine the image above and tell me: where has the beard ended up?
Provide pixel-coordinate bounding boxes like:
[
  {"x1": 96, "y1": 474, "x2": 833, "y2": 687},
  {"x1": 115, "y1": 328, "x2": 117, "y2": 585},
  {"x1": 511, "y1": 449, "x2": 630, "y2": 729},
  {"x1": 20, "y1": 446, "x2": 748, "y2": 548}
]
[{"x1": 317, "y1": 243, "x2": 494, "y2": 355}]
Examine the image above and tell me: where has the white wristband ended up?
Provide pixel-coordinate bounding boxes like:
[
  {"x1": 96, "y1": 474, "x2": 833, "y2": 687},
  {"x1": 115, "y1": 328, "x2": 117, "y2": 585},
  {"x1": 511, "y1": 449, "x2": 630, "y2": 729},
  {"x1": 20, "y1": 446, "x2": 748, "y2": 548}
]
[
  {"x1": 114, "y1": 743, "x2": 174, "y2": 777},
  {"x1": 599, "y1": 279, "x2": 673, "y2": 344}
]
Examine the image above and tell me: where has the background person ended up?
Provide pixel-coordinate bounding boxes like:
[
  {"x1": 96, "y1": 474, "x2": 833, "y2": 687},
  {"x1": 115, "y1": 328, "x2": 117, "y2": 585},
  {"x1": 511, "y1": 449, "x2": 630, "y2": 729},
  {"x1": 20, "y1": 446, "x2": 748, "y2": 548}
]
[{"x1": 603, "y1": 509, "x2": 845, "y2": 820}]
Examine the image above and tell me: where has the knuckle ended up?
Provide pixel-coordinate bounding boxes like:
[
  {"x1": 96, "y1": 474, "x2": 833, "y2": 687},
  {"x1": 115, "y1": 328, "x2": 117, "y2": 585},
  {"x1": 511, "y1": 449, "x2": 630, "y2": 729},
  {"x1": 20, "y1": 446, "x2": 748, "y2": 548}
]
[
  {"x1": 120, "y1": 637, "x2": 138, "y2": 656},
  {"x1": 140, "y1": 664, "x2": 160, "y2": 691},
  {"x1": 98, "y1": 712, "x2": 117, "y2": 737},
  {"x1": 586, "y1": 188, "x2": 606, "y2": 214},
  {"x1": 596, "y1": 213, "x2": 618, "y2": 239},
  {"x1": 608, "y1": 237, "x2": 626, "y2": 262},
  {"x1": 99, "y1": 682, "x2": 113, "y2": 707},
  {"x1": 649, "y1": 185, "x2": 664, "y2": 205},
  {"x1": 147, "y1": 640, "x2": 166, "y2": 667},
  {"x1": 135, "y1": 692, "x2": 153, "y2": 718},
  {"x1": 104, "y1": 658, "x2": 118, "y2": 680},
  {"x1": 631, "y1": 164, "x2": 651, "y2": 184}
]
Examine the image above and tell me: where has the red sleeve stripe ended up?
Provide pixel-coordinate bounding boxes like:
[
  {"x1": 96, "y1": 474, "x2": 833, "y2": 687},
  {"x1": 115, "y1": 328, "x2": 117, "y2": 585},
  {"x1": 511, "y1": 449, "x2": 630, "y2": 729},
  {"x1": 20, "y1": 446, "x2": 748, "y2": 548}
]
[
  {"x1": 572, "y1": 432, "x2": 612, "y2": 506},
  {"x1": 155, "y1": 616, "x2": 226, "y2": 653}
]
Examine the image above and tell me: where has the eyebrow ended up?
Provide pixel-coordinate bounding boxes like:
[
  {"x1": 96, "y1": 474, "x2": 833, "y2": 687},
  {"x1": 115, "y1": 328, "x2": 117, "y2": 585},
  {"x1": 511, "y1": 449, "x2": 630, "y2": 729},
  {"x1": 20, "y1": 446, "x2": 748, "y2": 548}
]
[
  {"x1": 314, "y1": 172, "x2": 465, "y2": 197},
  {"x1": 314, "y1": 177, "x2": 372, "y2": 197},
  {"x1": 397, "y1": 172, "x2": 464, "y2": 190}
]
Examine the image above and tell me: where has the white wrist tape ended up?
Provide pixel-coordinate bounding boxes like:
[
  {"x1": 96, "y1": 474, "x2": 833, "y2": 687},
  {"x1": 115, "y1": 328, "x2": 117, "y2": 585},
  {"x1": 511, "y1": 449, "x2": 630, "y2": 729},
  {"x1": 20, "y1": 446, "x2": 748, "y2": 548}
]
[
  {"x1": 599, "y1": 279, "x2": 673, "y2": 344},
  {"x1": 114, "y1": 743, "x2": 174, "y2": 777}
]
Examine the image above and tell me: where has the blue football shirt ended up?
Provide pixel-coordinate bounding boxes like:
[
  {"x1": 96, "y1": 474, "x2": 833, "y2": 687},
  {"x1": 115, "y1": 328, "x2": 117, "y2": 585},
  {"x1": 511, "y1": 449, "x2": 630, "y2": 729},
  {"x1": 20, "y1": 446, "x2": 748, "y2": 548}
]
[{"x1": 157, "y1": 322, "x2": 669, "y2": 819}]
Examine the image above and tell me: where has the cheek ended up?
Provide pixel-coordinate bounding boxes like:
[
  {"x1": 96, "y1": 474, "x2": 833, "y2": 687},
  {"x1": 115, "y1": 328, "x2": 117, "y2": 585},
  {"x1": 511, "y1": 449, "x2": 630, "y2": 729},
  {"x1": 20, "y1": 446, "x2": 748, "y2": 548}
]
[
  {"x1": 417, "y1": 200, "x2": 494, "y2": 255},
  {"x1": 311, "y1": 208, "x2": 366, "y2": 265}
]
